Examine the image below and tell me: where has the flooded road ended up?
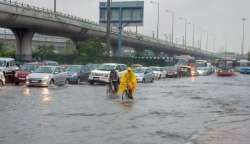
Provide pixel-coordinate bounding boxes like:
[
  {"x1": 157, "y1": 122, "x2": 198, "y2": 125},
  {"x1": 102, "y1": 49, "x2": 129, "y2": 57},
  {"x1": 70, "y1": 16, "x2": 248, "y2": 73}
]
[{"x1": 0, "y1": 74, "x2": 250, "y2": 144}]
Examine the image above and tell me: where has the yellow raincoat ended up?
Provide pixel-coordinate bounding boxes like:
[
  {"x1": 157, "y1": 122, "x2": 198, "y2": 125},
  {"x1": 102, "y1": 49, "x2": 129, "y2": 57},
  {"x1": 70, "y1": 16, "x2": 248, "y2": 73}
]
[{"x1": 118, "y1": 69, "x2": 137, "y2": 96}]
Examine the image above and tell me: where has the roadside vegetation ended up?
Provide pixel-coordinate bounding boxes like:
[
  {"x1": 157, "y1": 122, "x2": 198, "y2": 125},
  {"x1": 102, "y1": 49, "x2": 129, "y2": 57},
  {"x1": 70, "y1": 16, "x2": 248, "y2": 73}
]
[{"x1": 0, "y1": 42, "x2": 15, "y2": 57}]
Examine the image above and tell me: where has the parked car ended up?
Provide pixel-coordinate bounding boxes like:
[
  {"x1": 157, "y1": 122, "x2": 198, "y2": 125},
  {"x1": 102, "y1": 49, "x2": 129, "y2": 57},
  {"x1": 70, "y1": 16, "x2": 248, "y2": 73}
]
[
  {"x1": 66, "y1": 65, "x2": 90, "y2": 84},
  {"x1": 88, "y1": 63, "x2": 127, "y2": 84},
  {"x1": 43, "y1": 60, "x2": 59, "y2": 66},
  {"x1": 0, "y1": 71, "x2": 5, "y2": 87},
  {"x1": 14, "y1": 62, "x2": 42, "y2": 85},
  {"x1": 165, "y1": 66, "x2": 178, "y2": 78},
  {"x1": 149, "y1": 66, "x2": 163, "y2": 80},
  {"x1": 26, "y1": 66, "x2": 67, "y2": 87},
  {"x1": 0, "y1": 57, "x2": 18, "y2": 78},
  {"x1": 85, "y1": 63, "x2": 101, "y2": 71},
  {"x1": 131, "y1": 64, "x2": 143, "y2": 69},
  {"x1": 134, "y1": 67, "x2": 154, "y2": 83}
]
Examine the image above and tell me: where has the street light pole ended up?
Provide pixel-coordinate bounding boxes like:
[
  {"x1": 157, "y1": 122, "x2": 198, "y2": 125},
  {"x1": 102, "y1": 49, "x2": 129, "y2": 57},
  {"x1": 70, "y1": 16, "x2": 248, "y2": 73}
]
[
  {"x1": 205, "y1": 32, "x2": 208, "y2": 51},
  {"x1": 151, "y1": 0, "x2": 160, "y2": 40},
  {"x1": 192, "y1": 24, "x2": 195, "y2": 48},
  {"x1": 213, "y1": 37, "x2": 216, "y2": 53},
  {"x1": 179, "y1": 17, "x2": 188, "y2": 49},
  {"x1": 156, "y1": 0, "x2": 159, "y2": 40},
  {"x1": 106, "y1": 0, "x2": 111, "y2": 56},
  {"x1": 166, "y1": 10, "x2": 175, "y2": 46},
  {"x1": 199, "y1": 28, "x2": 203, "y2": 50},
  {"x1": 54, "y1": 0, "x2": 56, "y2": 13},
  {"x1": 241, "y1": 18, "x2": 246, "y2": 56}
]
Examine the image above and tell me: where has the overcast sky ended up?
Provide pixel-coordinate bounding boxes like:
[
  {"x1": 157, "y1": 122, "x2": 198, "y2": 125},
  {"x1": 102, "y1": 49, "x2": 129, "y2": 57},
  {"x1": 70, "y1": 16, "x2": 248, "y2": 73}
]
[{"x1": 14, "y1": 0, "x2": 250, "y2": 54}]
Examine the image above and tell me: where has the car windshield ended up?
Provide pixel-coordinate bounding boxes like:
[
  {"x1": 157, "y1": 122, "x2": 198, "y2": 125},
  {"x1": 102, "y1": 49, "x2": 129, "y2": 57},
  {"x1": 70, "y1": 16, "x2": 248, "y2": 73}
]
[
  {"x1": 165, "y1": 66, "x2": 176, "y2": 71},
  {"x1": 134, "y1": 68, "x2": 146, "y2": 73},
  {"x1": 0, "y1": 60, "x2": 6, "y2": 67},
  {"x1": 34, "y1": 67, "x2": 55, "y2": 73},
  {"x1": 66, "y1": 65, "x2": 81, "y2": 72},
  {"x1": 20, "y1": 64, "x2": 37, "y2": 71},
  {"x1": 151, "y1": 67, "x2": 161, "y2": 71},
  {"x1": 86, "y1": 64, "x2": 100, "y2": 71},
  {"x1": 98, "y1": 64, "x2": 116, "y2": 71},
  {"x1": 176, "y1": 59, "x2": 188, "y2": 66},
  {"x1": 196, "y1": 63, "x2": 207, "y2": 67},
  {"x1": 218, "y1": 61, "x2": 233, "y2": 69}
]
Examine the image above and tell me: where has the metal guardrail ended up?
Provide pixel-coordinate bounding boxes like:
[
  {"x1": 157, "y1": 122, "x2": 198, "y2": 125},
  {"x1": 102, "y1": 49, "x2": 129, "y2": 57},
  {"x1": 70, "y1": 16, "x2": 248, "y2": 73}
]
[
  {"x1": 0, "y1": 0, "x2": 219, "y2": 58},
  {"x1": 0, "y1": 32, "x2": 67, "y2": 43}
]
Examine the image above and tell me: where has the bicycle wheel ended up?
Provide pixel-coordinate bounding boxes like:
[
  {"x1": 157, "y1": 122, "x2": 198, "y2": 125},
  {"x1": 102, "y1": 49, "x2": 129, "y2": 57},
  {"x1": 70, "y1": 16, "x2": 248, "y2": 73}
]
[{"x1": 106, "y1": 85, "x2": 111, "y2": 97}]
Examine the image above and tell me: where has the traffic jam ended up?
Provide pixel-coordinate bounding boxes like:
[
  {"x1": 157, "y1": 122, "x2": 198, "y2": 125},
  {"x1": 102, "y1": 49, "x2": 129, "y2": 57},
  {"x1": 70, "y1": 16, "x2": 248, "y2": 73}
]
[{"x1": 1, "y1": 55, "x2": 249, "y2": 89}]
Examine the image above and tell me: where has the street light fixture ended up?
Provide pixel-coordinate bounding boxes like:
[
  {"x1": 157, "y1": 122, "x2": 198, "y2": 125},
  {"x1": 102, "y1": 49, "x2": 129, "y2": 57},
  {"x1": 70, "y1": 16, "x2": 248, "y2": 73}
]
[
  {"x1": 165, "y1": 9, "x2": 175, "y2": 46},
  {"x1": 150, "y1": 0, "x2": 160, "y2": 40}
]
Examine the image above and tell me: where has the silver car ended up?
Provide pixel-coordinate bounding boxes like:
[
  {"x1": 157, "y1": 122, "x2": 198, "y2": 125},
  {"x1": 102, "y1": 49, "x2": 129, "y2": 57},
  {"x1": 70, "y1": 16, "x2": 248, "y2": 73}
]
[
  {"x1": 26, "y1": 66, "x2": 67, "y2": 87},
  {"x1": 134, "y1": 67, "x2": 154, "y2": 83}
]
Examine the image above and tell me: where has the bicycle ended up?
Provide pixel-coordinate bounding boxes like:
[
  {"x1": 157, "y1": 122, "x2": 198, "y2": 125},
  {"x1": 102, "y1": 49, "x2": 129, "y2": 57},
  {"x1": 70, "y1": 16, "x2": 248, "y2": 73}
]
[
  {"x1": 122, "y1": 85, "x2": 133, "y2": 100},
  {"x1": 106, "y1": 81, "x2": 118, "y2": 97}
]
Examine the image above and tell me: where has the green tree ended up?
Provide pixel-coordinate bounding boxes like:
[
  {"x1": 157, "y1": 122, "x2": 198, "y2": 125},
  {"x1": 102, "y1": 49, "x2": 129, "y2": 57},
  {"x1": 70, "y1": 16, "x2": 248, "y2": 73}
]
[
  {"x1": 64, "y1": 40, "x2": 77, "y2": 55},
  {"x1": 0, "y1": 42, "x2": 15, "y2": 57},
  {"x1": 34, "y1": 45, "x2": 55, "y2": 56},
  {"x1": 77, "y1": 39, "x2": 107, "y2": 63}
]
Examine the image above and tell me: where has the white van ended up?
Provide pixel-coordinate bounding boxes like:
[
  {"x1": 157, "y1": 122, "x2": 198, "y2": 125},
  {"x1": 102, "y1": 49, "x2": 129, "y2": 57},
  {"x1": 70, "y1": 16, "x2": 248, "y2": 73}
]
[
  {"x1": 88, "y1": 63, "x2": 127, "y2": 84},
  {"x1": 0, "y1": 57, "x2": 18, "y2": 76}
]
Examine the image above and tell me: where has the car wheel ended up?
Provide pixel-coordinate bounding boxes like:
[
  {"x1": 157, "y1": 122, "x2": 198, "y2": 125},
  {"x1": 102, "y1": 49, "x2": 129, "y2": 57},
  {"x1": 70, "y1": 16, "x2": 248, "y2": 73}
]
[
  {"x1": 77, "y1": 78, "x2": 81, "y2": 85},
  {"x1": 89, "y1": 81, "x2": 94, "y2": 85},
  {"x1": 151, "y1": 78, "x2": 154, "y2": 83},
  {"x1": 65, "y1": 79, "x2": 69, "y2": 85},
  {"x1": 0, "y1": 80, "x2": 3, "y2": 88},
  {"x1": 15, "y1": 81, "x2": 19, "y2": 86},
  {"x1": 50, "y1": 79, "x2": 54, "y2": 85}
]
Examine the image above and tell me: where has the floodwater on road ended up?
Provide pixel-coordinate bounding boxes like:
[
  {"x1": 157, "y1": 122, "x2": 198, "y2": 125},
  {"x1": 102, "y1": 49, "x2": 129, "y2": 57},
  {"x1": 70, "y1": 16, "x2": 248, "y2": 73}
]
[{"x1": 0, "y1": 74, "x2": 250, "y2": 144}]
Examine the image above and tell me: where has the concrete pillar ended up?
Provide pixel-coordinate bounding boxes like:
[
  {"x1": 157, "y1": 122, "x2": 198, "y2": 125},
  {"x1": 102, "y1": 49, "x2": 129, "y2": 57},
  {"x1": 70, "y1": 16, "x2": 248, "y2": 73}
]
[{"x1": 12, "y1": 29, "x2": 34, "y2": 61}]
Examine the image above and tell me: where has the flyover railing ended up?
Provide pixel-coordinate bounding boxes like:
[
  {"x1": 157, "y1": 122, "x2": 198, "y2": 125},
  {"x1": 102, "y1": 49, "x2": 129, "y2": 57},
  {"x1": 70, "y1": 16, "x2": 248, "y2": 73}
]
[{"x1": 0, "y1": 0, "x2": 218, "y2": 58}]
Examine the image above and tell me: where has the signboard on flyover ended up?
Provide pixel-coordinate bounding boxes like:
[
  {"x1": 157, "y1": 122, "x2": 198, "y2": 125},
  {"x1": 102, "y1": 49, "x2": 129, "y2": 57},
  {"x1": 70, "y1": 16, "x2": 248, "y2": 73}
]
[{"x1": 99, "y1": 1, "x2": 144, "y2": 26}]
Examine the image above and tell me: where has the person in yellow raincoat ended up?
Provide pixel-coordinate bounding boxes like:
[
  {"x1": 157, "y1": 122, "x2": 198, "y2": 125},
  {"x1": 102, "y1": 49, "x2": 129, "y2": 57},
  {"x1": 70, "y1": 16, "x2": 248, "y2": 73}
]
[{"x1": 118, "y1": 67, "x2": 137, "y2": 99}]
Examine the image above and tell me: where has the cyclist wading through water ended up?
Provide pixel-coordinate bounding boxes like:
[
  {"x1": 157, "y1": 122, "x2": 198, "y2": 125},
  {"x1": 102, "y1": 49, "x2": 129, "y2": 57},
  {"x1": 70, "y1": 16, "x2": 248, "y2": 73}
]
[
  {"x1": 118, "y1": 67, "x2": 137, "y2": 99},
  {"x1": 109, "y1": 69, "x2": 120, "y2": 94}
]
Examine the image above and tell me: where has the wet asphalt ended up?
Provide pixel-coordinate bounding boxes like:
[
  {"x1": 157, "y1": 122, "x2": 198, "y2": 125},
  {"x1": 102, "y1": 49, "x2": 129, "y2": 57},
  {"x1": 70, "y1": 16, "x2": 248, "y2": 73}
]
[{"x1": 0, "y1": 74, "x2": 250, "y2": 144}]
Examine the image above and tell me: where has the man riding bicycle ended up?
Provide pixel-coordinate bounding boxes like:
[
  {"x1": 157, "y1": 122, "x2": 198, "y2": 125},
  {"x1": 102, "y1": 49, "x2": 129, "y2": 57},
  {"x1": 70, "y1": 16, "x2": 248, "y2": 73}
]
[
  {"x1": 118, "y1": 67, "x2": 137, "y2": 99},
  {"x1": 109, "y1": 69, "x2": 119, "y2": 93}
]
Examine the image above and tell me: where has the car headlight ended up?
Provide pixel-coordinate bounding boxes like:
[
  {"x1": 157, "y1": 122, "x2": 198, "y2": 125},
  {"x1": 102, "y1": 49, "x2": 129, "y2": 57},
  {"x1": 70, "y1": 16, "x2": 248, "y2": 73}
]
[
  {"x1": 72, "y1": 73, "x2": 78, "y2": 77},
  {"x1": 43, "y1": 76, "x2": 50, "y2": 80}
]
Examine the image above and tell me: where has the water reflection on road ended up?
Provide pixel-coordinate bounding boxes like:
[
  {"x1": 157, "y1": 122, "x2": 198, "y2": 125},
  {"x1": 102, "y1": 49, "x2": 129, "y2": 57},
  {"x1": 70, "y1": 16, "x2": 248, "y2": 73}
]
[{"x1": 0, "y1": 74, "x2": 250, "y2": 144}]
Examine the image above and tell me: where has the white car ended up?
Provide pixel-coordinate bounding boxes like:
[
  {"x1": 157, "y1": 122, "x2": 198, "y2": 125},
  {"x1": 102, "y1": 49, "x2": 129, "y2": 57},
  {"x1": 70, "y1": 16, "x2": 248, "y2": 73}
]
[
  {"x1": 134, "y1": 67, "x2": 154, "y2": 83},
  {"x1": 149, "y1": 66, "x2": 163, "y2": 80},
  {"x1": 26, "y1": 66, "x2": 67, "y2": 87},
  {"x1": 0, "y1": 57, "x2": 18, "y2": 76},
  {"x1": 0, "y1": 71, "x2": 5, "y2": 87},
  {"x1": 88, "y1": 63, "x2": 127, "y2": 84}
]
